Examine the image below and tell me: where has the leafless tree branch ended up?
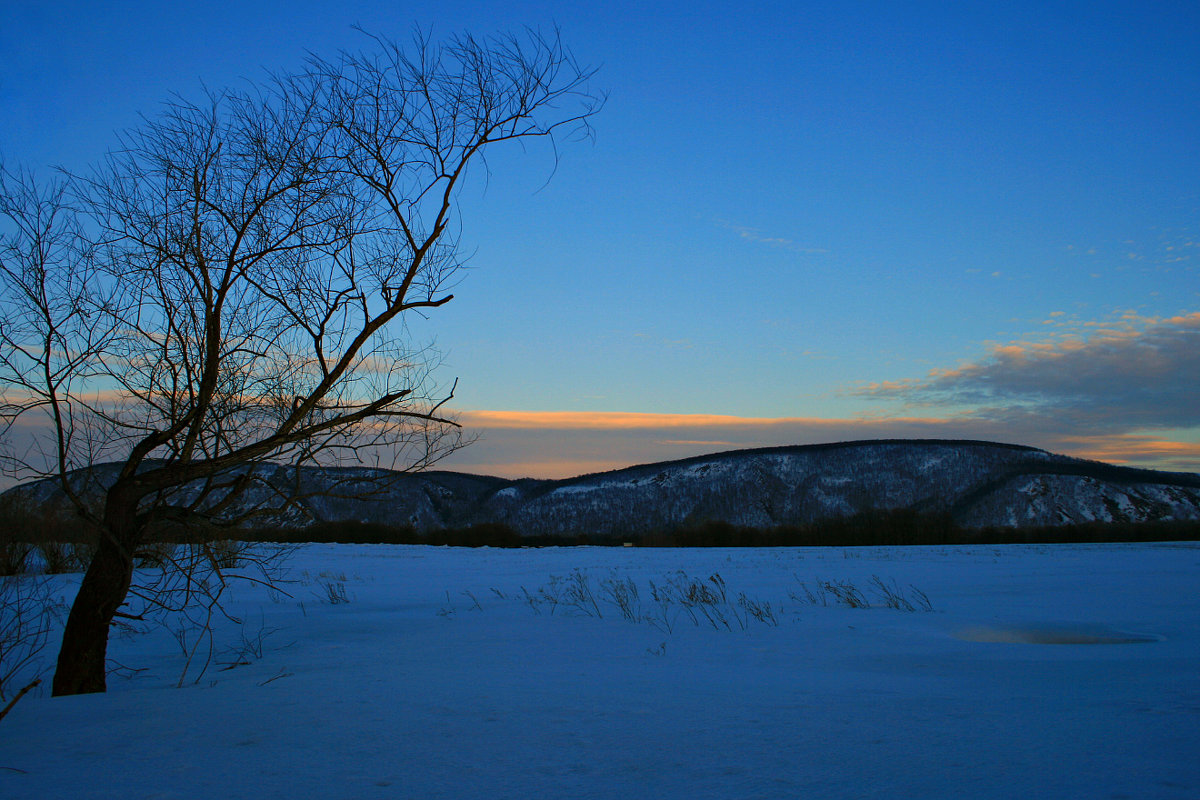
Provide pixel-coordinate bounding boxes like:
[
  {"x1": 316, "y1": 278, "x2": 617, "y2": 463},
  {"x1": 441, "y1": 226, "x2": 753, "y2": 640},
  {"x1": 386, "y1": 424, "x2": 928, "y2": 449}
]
[{"x1": 0, "y1": 27, "x2": 601, "y2": 695}]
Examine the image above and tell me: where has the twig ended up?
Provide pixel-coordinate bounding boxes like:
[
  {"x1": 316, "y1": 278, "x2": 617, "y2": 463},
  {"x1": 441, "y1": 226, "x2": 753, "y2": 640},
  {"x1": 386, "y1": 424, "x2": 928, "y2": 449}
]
[
  {"x1": 0, "y1": 678, "x2": 41, "y2": 724},
  {"x1": 257, "y1": 668, "x2": 293, "y2": 686}
]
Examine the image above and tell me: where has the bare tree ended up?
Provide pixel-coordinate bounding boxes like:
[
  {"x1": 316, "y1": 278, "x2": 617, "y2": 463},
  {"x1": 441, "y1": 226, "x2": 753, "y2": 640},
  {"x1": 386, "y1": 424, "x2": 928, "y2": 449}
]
[{"x1": 0, "y1": 29, "x2": 600, "y2": 695}]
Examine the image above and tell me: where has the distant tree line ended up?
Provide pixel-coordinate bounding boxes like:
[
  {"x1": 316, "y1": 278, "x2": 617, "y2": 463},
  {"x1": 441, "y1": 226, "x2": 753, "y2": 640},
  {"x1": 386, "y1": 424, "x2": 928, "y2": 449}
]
[
  {"x1": 232, "y1": 509, "x2": 1200, "y2": 547},
  {"x1": 5, "y1": 501, "x2": 1197, "y2": 552}
]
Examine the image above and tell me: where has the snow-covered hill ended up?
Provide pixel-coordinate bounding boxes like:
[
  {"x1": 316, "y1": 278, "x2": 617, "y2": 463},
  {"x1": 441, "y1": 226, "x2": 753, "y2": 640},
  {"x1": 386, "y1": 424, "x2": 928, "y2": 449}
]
[
  {"x1": 11, "y1": 440, "x2": 1200, "y2": 534},
  {"x1": 461, "y1": 439, "x2": 1200, "y2": 535}
]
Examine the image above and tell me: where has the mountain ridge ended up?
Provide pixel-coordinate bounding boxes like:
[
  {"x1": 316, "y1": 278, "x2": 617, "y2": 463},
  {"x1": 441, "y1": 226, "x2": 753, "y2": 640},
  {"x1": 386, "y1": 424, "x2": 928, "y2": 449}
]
[
  {"x1": 9, "y1": 439, "x2": 1200, "y2": 536},
  {"x1": 263, "y1": 439, "x2": 1200, "y2": 533}
]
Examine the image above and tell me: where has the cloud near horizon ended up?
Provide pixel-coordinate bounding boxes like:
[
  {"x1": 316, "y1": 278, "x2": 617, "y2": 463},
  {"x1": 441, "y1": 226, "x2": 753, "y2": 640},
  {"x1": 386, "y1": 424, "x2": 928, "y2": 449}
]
[
  {"x1": 440, "y1": 408, "x2": 1200, "y2": 479},
  {"x1": 439, "y1": 313, "x2": 1200, "y2": 479},
  {"x1": 7, "y1": 316, "x2": 1196, "y2": 486},
  {"x1": 858, "y1": 312, "x2": 1200, "y2": 433}
]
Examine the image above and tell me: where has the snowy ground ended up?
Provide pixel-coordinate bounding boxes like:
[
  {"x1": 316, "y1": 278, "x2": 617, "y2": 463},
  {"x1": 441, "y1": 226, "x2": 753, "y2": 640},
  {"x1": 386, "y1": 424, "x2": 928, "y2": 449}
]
[{"x1": 3, "y1": 542, "x2": 1198, "y2": 799}]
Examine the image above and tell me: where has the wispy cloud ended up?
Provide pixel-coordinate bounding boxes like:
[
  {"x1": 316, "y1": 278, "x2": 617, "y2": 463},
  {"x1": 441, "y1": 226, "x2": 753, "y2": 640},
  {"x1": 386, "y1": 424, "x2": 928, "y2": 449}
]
[
  {"x1": 459, "y1": 410, "x2": 810, "y2": 430},
  {"x1": 1049, "y1": 434, "x2": 1200, "y2": 472},
  {"x1": 631, "y1": 333, "x2": 693, "y2": 350},
  {"x1": 654, "y1": 439, "x2": 739, "y2": 447},
  {"x1": 714, "y1": 219, "x2": 828, "y2": 254}
]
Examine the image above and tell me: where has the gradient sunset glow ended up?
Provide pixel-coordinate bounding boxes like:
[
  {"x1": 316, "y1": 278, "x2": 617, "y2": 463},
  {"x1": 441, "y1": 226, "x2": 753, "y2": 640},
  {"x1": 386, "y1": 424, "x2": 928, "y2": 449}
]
[{"x1": 444, "y1": 408, "x2": 1200, "y2": 480}]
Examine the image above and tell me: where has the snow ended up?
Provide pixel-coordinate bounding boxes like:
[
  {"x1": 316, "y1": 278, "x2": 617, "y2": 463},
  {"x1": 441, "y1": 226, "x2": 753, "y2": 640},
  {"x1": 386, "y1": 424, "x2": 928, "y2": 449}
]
[{"x1": 3, "y1": 542, "x2": 1198, "y2": 799}]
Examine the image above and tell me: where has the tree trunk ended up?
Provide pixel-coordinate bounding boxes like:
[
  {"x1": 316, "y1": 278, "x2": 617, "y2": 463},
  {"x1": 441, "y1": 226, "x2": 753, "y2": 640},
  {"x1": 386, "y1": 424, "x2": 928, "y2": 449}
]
[{"x1": 51, "y1": 508, "x2": 137, "y2": 696}]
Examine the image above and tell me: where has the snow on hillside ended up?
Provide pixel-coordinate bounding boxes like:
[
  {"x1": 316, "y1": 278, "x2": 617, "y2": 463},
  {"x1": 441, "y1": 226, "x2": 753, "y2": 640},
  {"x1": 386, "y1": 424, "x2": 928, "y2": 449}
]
[
  {"x1": 3, "y1": 542, "x2": 1197, "y2": 799},
  {"x1": 8, "y1": 441, "x2": 1200, "y2": 535},
  {"x1": 493, "y1": 441, "x2": 1200, "y2": 535}
]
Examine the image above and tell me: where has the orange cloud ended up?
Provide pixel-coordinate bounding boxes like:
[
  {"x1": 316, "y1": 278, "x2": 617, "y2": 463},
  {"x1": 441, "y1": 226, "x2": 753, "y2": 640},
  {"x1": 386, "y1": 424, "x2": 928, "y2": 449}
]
[
  {"x1": 1052, "y1": 435, "x2": 1200, "y2": 471},
  {"x1": 457, "y1": 410, "x2": 768, "y2": 430},
  {"x1": 456, "y1": 409, "x2": 958, "y2": 432},
  {"x1": 860, "y1": 310, "x2": 1200, "y2": 432}
]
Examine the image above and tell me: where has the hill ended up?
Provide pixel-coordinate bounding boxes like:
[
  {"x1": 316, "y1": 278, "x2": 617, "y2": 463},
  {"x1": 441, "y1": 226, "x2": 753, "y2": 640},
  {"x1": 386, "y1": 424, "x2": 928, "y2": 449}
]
[{"x1": 10, "y1": 440, "x2": 1200, "y2": 539}]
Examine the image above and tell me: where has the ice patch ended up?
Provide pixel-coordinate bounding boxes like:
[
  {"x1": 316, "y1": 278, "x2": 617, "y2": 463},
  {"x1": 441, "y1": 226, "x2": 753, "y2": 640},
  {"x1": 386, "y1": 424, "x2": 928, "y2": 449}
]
[{"x1": 956, "y1": 624, "x2": 1161, "y2": 645}]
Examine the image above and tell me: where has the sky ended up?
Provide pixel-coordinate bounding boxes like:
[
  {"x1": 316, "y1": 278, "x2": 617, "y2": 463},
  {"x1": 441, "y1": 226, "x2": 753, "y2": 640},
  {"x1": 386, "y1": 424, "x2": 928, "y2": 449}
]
[{"x1": 3, "y1": 0, "x2": 1198, "y2": 478}]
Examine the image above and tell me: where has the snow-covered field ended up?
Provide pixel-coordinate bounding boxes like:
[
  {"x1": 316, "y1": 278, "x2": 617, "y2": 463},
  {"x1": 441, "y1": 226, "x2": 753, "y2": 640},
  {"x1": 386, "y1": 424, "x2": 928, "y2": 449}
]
[{"x1": 4, "y1": 542, "x2": 1198, "y2": 799}]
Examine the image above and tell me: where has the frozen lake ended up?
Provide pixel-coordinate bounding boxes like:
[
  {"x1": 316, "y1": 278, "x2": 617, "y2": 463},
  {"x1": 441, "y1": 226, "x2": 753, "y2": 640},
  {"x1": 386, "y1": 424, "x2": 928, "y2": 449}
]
[{"x1": 4, "y1": 542, "x2": 1198, "y2": 799}]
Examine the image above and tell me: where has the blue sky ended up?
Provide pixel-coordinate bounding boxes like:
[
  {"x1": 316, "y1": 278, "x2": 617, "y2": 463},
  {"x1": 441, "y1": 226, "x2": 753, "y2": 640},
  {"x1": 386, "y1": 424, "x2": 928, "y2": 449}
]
[{"x1": 4, "y1": 1, "x2": 1198, "y2": 477}]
